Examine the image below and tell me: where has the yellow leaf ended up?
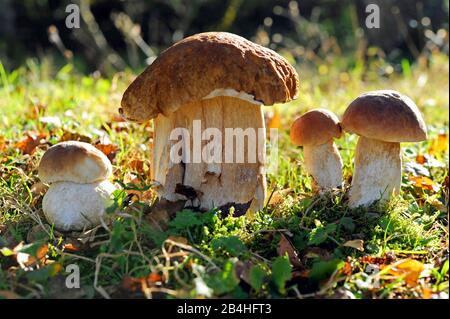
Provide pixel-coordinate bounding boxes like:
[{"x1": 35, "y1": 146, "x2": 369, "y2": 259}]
[
  {"x1": 387, "y1": 259, "x2": 424, "y2": 287},
  {"x1": 428, "y1": 133, "x2": 449, "y2": 155},
  {"x1": 422, "y1": 287, "x2": 432, "y2": 299},
  {"x1": 266, "y1": 109, "x2": 281, "y2": 129},
  {"x1": 409, "y1": 175, "x2": 439, "y2": 192}
]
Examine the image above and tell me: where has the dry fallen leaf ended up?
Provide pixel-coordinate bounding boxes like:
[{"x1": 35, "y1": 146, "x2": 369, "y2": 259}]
[
  {"x1": 15, "y1": 131, "x2": 47, "y2": 155},
  {"x1": 426, "y1": 195, "x2": 448, "y2": 212},
  {"x1": 0, "y1": 136, "x2": 8, "y2": 151},
  {"x1": 428, "y1": 133, "x2": 449, "y2": 155},
  {"x1": 95, "y1": 143, "x2": 119, "y2": 162},
  {"x1": 268, "y1": 188, "x2": 292, "y2": 206},
  {"x1": 30, "y1": 182, "x2": 48, "y2": 196},
  {"x1": 409, "y1": 175, "x2": 439, "y2": 192},
  {"x1": 387, "y1": 259, "x2": 425, "y2": 287},
  {"x1": 266, "y1": 109, "x2": 281, "y2": 129},
  {"x1": 360, "y1": 254, "x2": 395, "y2": 265},
  {"x1": 422, "y1": 287, "x2": 432, "y2": 299},
  {"x1": 277, "y1": 233, "x2": 302, "y2": 268},
  {"x1": 63, "y1": 242, "x2": 80, "y2": 252},
  {"x1": 59, "y1": 131, "x2": 92, "y2": 143},
  {"x1": 415, "y1": 154, "x2": 427, "y2": 164},
  {"x1": 340, "y1": 262, "x2": 353, "y2": 276},
  {"x1": 343, "y1": 239, "x2": 364, "y2": 251}
]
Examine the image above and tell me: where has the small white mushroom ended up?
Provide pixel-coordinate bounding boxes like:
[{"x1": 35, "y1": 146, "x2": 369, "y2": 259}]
[
  {"x1": 38, "y1": 141, "x2": 117, "y2": 231},
  {"x1": 342, "y1": 90, "x2": 427, "y2": 208},
  {"x1": 290, "y1": 109, "x2": 343, "y2": 191}
]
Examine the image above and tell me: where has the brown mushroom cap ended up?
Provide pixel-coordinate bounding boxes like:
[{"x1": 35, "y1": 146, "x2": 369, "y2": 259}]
[
  {"x1": 290, "y1": 109, "x2": 342, "y2": 146},
  {"x1": 342, "y1": 90, "x2": 427, "y2": 142},
  {"x1": 38, "y1": 141, "x2": 112, "y2": 184},
  {"x1": 120, "y1": 32, "x2": 300, "y2": 121}
]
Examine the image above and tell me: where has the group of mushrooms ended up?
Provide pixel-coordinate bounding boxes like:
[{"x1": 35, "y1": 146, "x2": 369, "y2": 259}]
[{"x1": 37, "y1": 32, "x2": 427, "y2": 231}]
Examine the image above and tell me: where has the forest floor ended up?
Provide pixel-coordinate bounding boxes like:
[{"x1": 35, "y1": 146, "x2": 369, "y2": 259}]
[{"x1": 0, "y1": 52, "x2": 448, "y2": 299}]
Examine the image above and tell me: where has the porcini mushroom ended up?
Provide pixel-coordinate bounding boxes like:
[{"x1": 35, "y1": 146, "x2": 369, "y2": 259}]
[
  {"x1": 290, "y1": 109, "x2": 343, "y2": 191},
  {"x1": 120, "y1": 32, "x2": 299, "y2": 215},
  {"x1": 38, "y1": 141, "x2": 117, "y2": 231},
  {"x1": 342, "y1": 90, "x2": 427, "y2": 208}
]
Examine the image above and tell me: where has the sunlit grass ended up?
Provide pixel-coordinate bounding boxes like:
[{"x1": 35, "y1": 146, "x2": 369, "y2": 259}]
[{"x1": 0, "y1": 51, "x2": 448, "y2": 299}]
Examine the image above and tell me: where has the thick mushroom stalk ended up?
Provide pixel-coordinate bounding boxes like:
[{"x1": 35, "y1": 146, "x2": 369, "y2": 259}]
[
  {"x1": 342, "y1": 90, "x2": 427, "y2": 208},
  {"x1": 348, "y1": 137, "x2": 401, "y2": 208},
  {"x1": 153, "y1": 94, "x2": 266, "y2": 214},
  {"x1": 120, "y1": 32, "x2": 300, "y2": 216},
  {"x1": 290, "y1": 109, "x2": 343, "y2": 192},
  {"x1": 303, "y1": 141, "x2": 343, "y2": 191}
]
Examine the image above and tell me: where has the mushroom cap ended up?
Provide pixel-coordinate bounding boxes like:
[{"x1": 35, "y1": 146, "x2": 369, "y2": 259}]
[
  {"x1": 42, "y1": 180, "x2": 116, "y2": 231},
  {"x1": 120, "y1": 32, "x2": 300, "y2": 121},
  {"x1": 38, "y1": 141, "x2": 112, "y2": 184},
  {"x1": 342, "y1": 90, "x2": 427, "y2": 142},
  {"x1": 290, "y1": 109, "x2": 342, "y2": 146}
]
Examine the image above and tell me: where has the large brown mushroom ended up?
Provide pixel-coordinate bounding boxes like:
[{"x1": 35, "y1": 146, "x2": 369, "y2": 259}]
[
  {"x1": 342, "y1": 90, "x2": 427, "y2": 208},
  {"x1": 290, "y1": 109, "x2": 343, "y2": 191},
  {"x1": 120, "y1": 32, "x2": 299, "y2": 215}
]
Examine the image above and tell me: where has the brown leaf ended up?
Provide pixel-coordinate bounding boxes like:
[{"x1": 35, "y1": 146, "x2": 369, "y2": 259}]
[
  {"x1": 268, "y1": 188, "x2": 292, "y2": 206},
  {"x1": 59, "y1": 131, "x2": 92, "y2": 143},
  {"x1": 129, "y1": 159, "x2": 148, "y2": 174},
  {"x1": 15, "y1": 131, "x2": 47, "y2": 155},
  {"x1": 63, "y1": 242, "x2": 80, "y2": 252},
  {"x1": 277, "y1": 233, "x2": 302, "y2": 268},
  {"x1": 415, "y1": 154, "x2": 427, "y2": 164},
  {"x1": 30, "y1": 182, "x2": 48, "y2": 196},
  {"x1": 12, "y1": 242, "x2": 48, "y2": 269},
  {"x1": 343, "y1": 239, "x2": 364, "y2": 251},
  {"x1": 360, "y1": 254, "x2": 393, "y2": 265},
  {"x1": 340, "y1": 262, "x2": 353, "y2": 276},
  {"x1": 121, "y1": 276, "x2": 141, "y2": 292},
  {"x1": 147, "y1": 273, "x2": 163, "y2": 283},
  {"x1": 95, "y1": 143, "x2": 119, "y2": 162}
]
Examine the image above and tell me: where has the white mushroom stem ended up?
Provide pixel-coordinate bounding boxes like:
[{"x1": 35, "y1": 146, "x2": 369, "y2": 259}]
[
  {"x1": 303, "y1": 141, "x2": 343, "y2": 191},
  {"x1": 348, "y1": 136, "x2": 401, "y2": 208},
  {"x1": 152, "y1": 95, "x2": 266, "y2": 215},
  {"x1": 42, "y1": 180, "x2": 117, "y2": 231}
]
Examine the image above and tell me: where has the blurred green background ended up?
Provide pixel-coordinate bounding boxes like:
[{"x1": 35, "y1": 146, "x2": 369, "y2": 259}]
[{"x1": 0, "y1": 0, "x2": 448, "y2": 75}]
